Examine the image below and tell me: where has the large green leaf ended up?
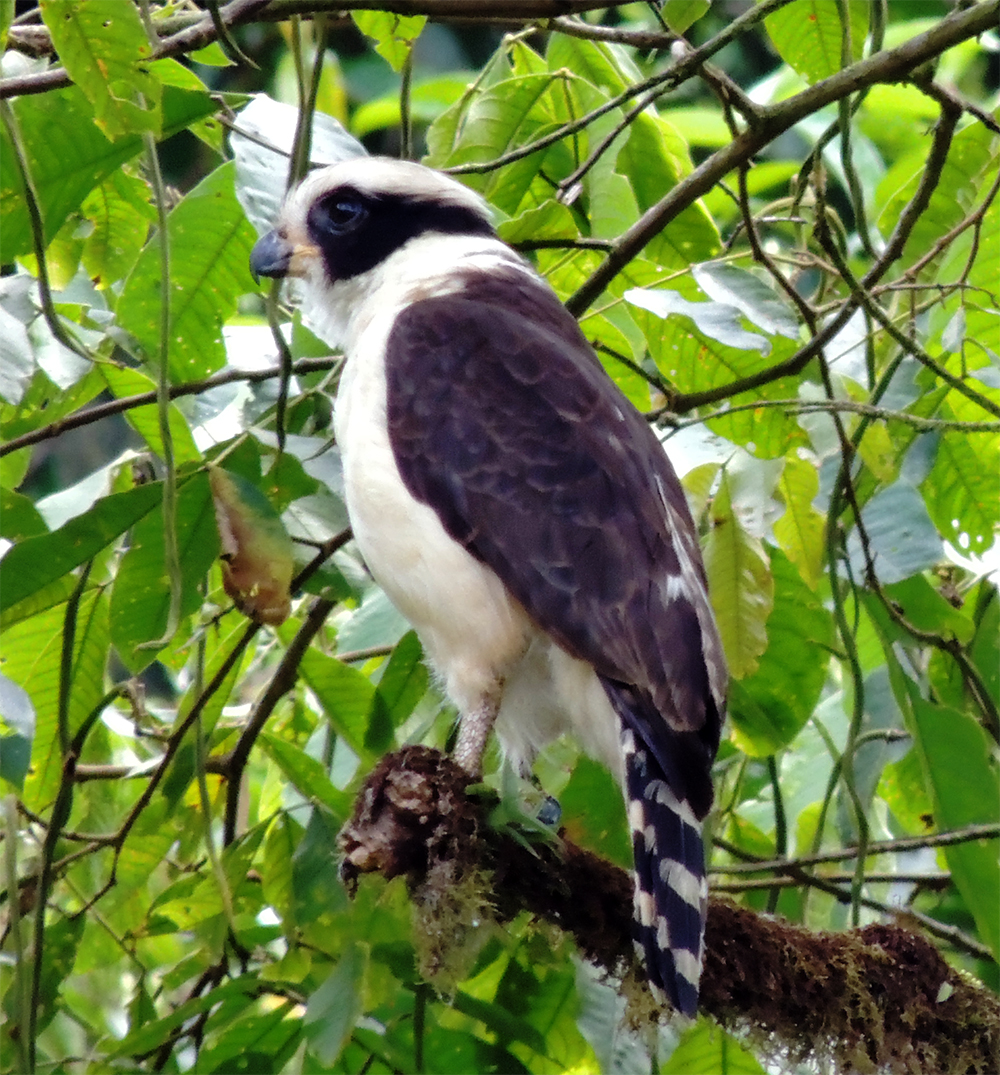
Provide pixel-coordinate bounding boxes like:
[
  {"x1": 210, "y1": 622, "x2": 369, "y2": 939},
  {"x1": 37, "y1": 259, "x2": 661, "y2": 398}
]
[
  {"x1": 304, "y1": 944, "x2": 367, "y2": 1066},
  {"x1": 773, "y1": 455, "x2": 825, "y2": 590},
  {"x1": 0, "y1": 83, "x2": 218, "y2": 261},
  {"x1": 109, "y1": 472, "x2": 218, "y2": 672},
  {"x1": 703, "y1": 471, "x2": 774, "y2": 680},
  {"x1": 286, "y1": 636, "x2": 377, "y2": 760},
  {"x1": 424, "y1": 73, "x2": 572, "y2": 215},
  {"x1": 0, "y1": 481, "x2": 162, "y2": 612},
  {"x1": 102, "y1": 364, "x2": 201, "y2": 463},
  {"x1": 663, "y1": 1019, "x2": 766, "y2": 1073},
  {"x1": 624, "y1": 277, "x2": 806, "y2": 457},
  {"x1": 922, "y1": 424, "x2": 999, "y2": 556},
  {"x1": 3, "y1": 590, "x2": 110, "y2": 810},
  {"x1": 765, "y1": 0, "x2": 869, "y2": 85},
  {"x1": 117, "y1": 160, "x2": 258, "y2": 381},
  {"x1": 351, "y1": 11, "x2": 425, "y2": 72},
  {"x1": 108, "y1": 977, "x2": 258, "y2": 1058},
  {"x1": 729, "y1": 548, "x2": 833, "y2": 755},
  {"x1": 81, "y1": 170, "x2": 155, "y2": 289},
  {"x1": 368, "y1": 631, "x2": 428, "y2": 753},
  {"x1": 877, "y1": 123, "x2": 998, "y2": 269},
  {"x1": 910, "y1": 698, "x2": 1000, "y2": 959},
  {"x1": 40, "y1": 0, "x2": 161, "y2": 140},
  {"x1": 258, "y1": 732, "x2": 352, "y2": 819}
]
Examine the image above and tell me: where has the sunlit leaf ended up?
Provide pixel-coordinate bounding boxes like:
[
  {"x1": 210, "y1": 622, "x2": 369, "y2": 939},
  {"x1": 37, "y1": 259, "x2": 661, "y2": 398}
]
[
  {"x1": 774, "y1": 454, "x2": 825, "y2": 589},
  {"x1": 765, "y1": 0, "x2": 868, "y2": 84},
  {"x1": 0, "y1": 84, "x2": 217, "y2": 260},
  {"x1": 910, "y1": 697, "x2": 1000, "y2": 959},
  {"x1": 351, "y1": 11, "x2": 426, "y2": 72},
  {"x1": 703, "y1": 471, "x2": 774, "y2": 679},
  {"x1": 118, "y1": 161, "x2": 258, "y2": 381},
  {"x1": 40, "y1": 0, "x2": 161, "y2": 140},
  {"x1": 729, "y1": 548, "x2": 832, "y2": 755}
]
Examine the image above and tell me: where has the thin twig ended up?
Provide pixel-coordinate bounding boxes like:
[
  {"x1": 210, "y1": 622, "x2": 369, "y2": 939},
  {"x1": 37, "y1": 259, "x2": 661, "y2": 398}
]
[
  {"x1": 0, "y1": 357, "x2": 338, "y2": 458},
  {"x1": 220, "y1": 596, "x2": 337, "y2": 843}
]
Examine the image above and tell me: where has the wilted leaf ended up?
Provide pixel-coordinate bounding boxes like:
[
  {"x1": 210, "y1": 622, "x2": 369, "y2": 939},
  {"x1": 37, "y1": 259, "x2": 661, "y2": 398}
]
[{"x1": 209, "y1": 465, "x2": 294, "y2": 625}]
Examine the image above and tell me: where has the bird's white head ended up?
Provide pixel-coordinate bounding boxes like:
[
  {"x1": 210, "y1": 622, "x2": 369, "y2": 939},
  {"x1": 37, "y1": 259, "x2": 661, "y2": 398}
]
[{"x1": 250, "y1": 157, "x2": 494, "y2": 287}]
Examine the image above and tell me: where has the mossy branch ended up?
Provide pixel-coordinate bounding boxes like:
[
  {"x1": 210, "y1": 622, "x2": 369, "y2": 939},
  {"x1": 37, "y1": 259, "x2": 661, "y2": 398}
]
[{"x1": 340, "y1": 747, "x2": 1000, "y2": 1075}]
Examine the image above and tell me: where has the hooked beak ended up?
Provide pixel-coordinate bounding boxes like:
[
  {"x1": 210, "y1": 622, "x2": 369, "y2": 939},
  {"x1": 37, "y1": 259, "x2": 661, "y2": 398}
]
[{"x1": 250, "y1": 230, "x2": 292, "y2": 283}]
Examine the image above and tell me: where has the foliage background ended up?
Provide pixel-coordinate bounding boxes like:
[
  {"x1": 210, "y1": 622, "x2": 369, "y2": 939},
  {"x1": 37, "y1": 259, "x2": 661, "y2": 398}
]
[{"x1": 1, "y1": 1, "x2": 998, "y2": 1072}]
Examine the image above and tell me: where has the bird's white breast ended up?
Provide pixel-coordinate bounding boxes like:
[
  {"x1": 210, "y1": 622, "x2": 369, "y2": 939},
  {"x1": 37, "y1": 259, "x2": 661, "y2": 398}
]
[{"x1": 331, "y1": 233, "x2": 623, "y2": 777}]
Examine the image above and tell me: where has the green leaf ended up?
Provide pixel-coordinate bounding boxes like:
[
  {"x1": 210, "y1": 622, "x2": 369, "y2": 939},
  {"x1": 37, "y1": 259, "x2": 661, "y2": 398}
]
[
  {"x1": 729, "y1": 548, "x2": 833, "y2": 755},
  {"x1": 877, "y1": 123, "x2": 997, "y2": 269},
  {"x1": 692, "y1": 263, "x2": 799, "y2": 340},
  {"x1": 108, "y1": 977, "x2": 257, "y2": 1058},
  {"x1": 288, "y1": 639, "x2": 377, "y2": 759},
  {"x1": 623, "y1": 270, "x2": 805, "y2": 458},
  {"x1": 922, "y1": 425, "x2": 999, "y2": 556},
  {"x1": 424, "y1": 73, "x2": 569, "y2": 214},
  {"x1": 81, "y1": 170, "x2": 154, "y2": 289},
  {"x1": 102, "y1": 364, "x2": 201, "y2": 463},
  {"x1": 765, "y1": 0, "x2": 868, "y2": 85},
  {"x1": 154, "y1": 825, "x2": 265, "y2": 927},
  {"x1": 910, "y1": 698, "x2": 1000, "y2": 959},
  {"x1": 1, "y1": 83, "x2": 217, "y2": 261},
  {"x1": 291, "y1": 806, "x2": 349, "y2": 922},
  {"x1": 0, "y1": 487, "x2": 47, "y2": 542},
  {"x1": 663, "y1": 1018, "x2": 766, "y2": 1073},
  {"x1": 118, "y1": 160, "x2": 257, "y2": 381},
  {"x1": 616, "y1": 112, "x2": 720, "y2": 267},
  {"x1": 40, "y1": 0, "x2": 161, "y2": 139},
  {"x1": 559, "y1": 755, "x2": 630, "y2": 868},
  {"x1": 626, "y1": 286, "x2": 770, "y2": 354},
  {"x1": 351, "y1": 12, "x2": 426, "y2": 72},
  {"x1": 0, "y1": 481, "x2": 162, "y2": 613},
  {"x1": 259, "y1": 732, "x2": 352, "y2": 819},
  {"x1": 662, "y1": 0, "x2": 711, "y2": 34},
  {"x1": 22, "y1": 914, "x2": 86, "y2": 1037},
  {"x1": 262, "y1": 812, "x2": 300, "y2": 927},
  {"x1": 117, "y1": 799, "x2": 175, "y2": 888},
  {"x1": 109, "y1": 472, "x2": 218, "y2": 672},
  {"x1": 846, "y1": 482, "x2": 944, "y2": 584},
  {"x1": 880, "y1": 575, "x2": 974, "y2": 645},
  {"x1": 773, "y1": 455, "x2": 825, "y2": 589},
  {"x1": 4, "y1": 590, "x2": 110, "y2": 809},
  {"x1": 368, "y1": 630, "x2": 427, "y2": 753},
  {"x1": 702, "y1": 471, "x2": 774, "y2": 679},
  {"x1": 304, "y1": 943, "x2": 367, "y2": 1065}
]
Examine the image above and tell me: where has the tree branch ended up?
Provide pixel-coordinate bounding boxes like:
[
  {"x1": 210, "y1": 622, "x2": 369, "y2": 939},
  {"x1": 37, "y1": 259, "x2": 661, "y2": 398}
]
[
  {"x1": 339, "y1": 747, "x2": 1000, "y2": 1073},
  {"x1": 567, "y1": 0, "x2": 1000, "y2": 315}
]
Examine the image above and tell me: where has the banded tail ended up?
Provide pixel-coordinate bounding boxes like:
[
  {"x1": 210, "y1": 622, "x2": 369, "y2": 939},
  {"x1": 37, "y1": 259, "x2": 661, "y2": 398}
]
[{"x1": 622, "y1": 726, "x2": 708, "y2": 1016}]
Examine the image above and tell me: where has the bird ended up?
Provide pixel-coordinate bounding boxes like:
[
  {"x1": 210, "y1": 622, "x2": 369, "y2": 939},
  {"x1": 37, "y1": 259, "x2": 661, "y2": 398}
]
[{"x1": 249, "y1": 156, "x2": 727, "y2": 1018}]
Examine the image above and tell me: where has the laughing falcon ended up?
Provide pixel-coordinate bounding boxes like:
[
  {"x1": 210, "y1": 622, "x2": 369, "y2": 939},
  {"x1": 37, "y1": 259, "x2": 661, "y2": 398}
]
[{"x1": 250, "y1": 157, "x2": 727, "y2": 1017}]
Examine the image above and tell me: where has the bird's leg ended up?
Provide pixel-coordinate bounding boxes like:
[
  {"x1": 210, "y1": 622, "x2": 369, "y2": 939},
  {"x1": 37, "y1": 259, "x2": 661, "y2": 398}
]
[{"x1": 453, "y1": 682, "x2": 503, "y2": 776}]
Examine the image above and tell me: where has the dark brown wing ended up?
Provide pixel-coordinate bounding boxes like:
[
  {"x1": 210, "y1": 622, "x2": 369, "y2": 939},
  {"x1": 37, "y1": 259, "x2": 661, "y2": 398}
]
[{"x1": 385, "y1": 265, "x2": 724, "y2": 751}]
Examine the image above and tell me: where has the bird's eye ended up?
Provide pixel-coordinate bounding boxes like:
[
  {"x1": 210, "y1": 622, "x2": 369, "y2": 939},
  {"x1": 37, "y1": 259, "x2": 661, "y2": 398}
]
[{"x1": 319, "y1": 194, "x2": 367, "y2": 234}]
